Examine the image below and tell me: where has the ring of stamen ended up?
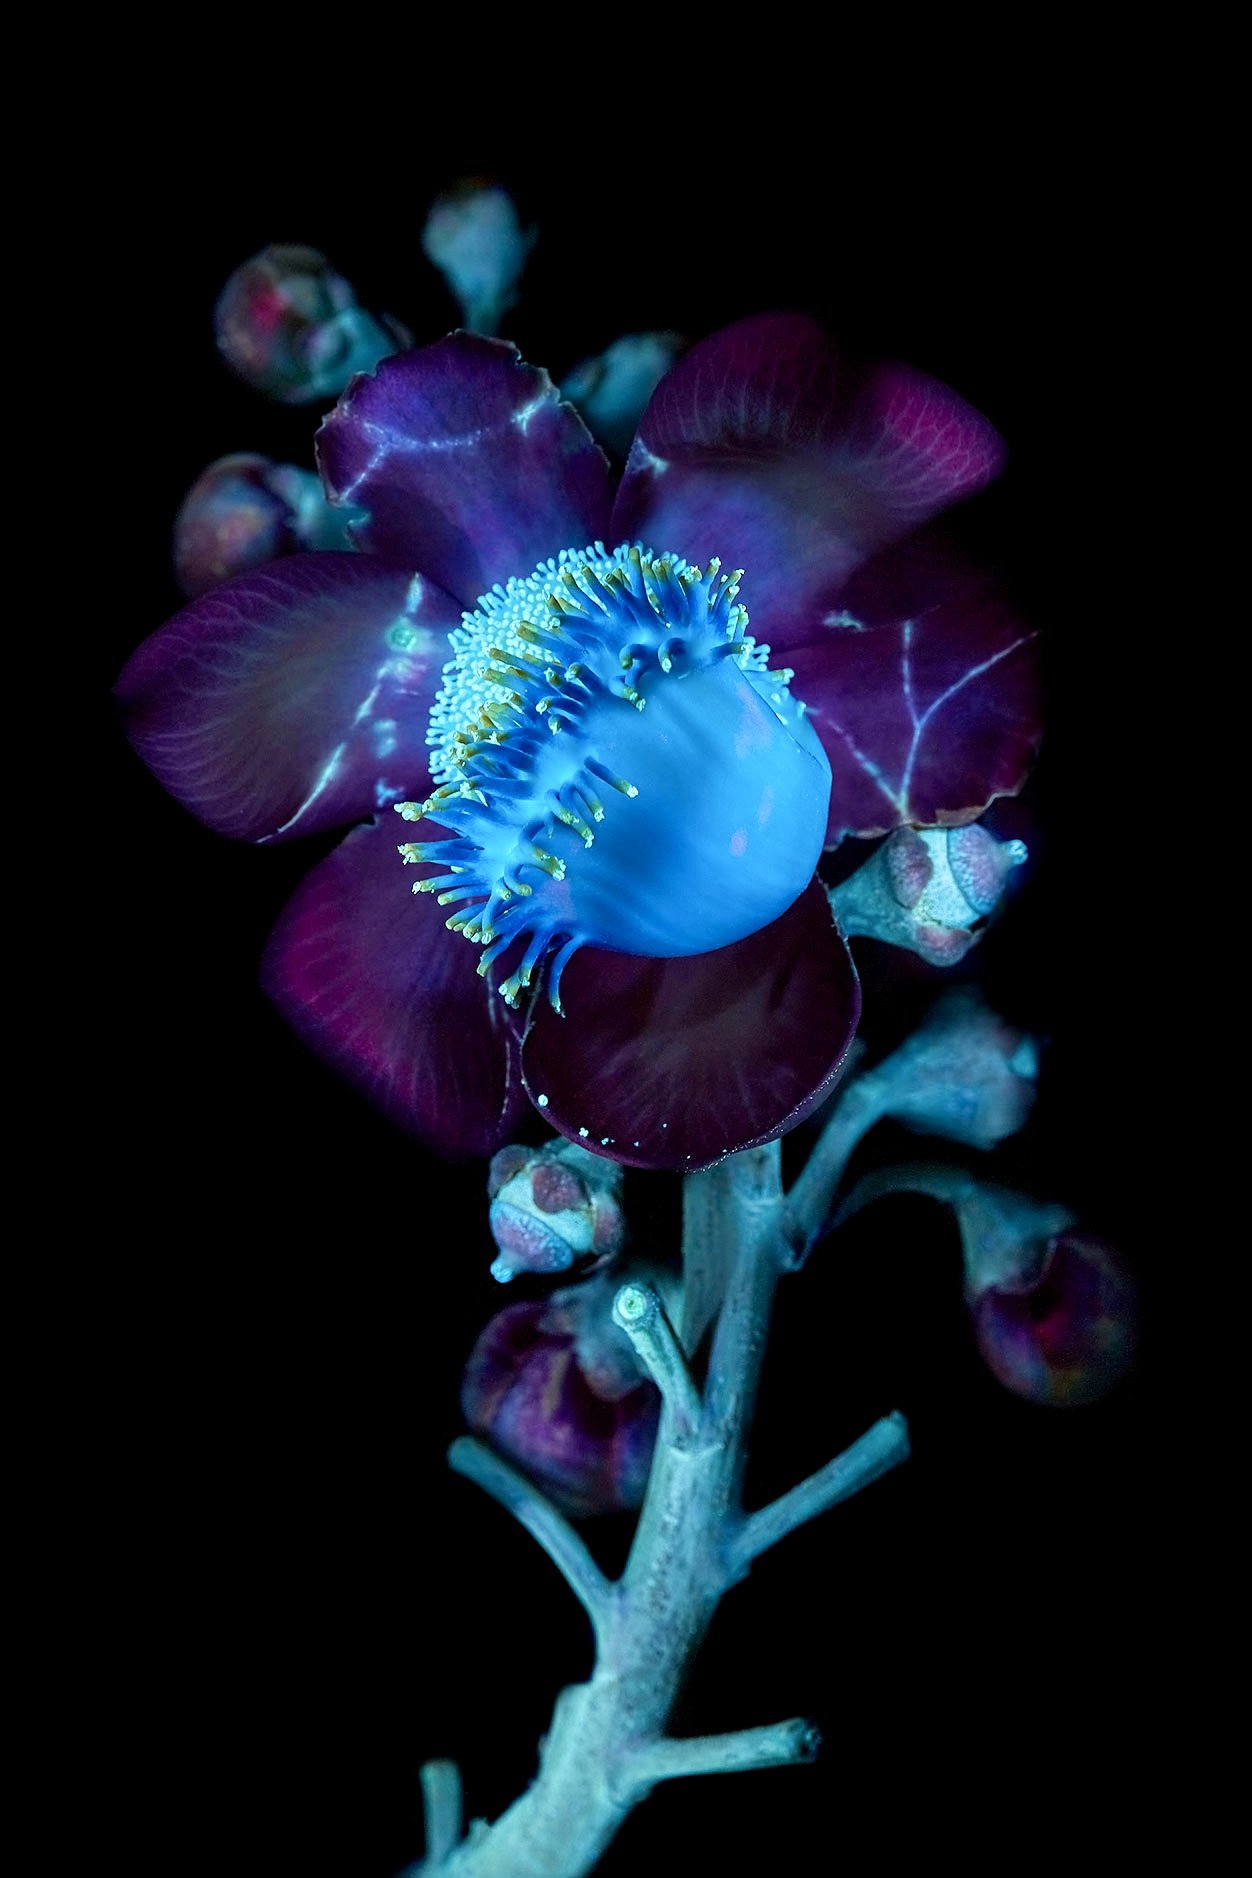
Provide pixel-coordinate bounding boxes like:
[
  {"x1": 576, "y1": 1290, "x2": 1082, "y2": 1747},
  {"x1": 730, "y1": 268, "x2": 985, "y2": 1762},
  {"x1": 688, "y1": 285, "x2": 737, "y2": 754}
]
[{"x1": 396, "y1": 542, "x2": 830, "y2": 1011}]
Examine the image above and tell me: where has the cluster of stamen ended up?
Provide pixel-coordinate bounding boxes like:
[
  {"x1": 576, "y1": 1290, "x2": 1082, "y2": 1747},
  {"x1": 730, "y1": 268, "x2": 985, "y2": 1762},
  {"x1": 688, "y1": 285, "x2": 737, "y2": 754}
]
[{"x1": 394, "y1": 541, "x2": 805, "y2": 1011}]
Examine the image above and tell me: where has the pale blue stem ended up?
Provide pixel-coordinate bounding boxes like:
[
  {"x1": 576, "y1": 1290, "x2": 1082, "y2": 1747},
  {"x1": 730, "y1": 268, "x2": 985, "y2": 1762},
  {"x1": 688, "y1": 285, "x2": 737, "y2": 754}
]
[
  {"x1": 832, "y1": 1159, "x2": 978, "y2": 1225},
  {"x1": 732, "y1": 1413, "x2": 911, "y2": 1573},
  {"x1": 447, "y1": 1437, "x2": 613, "y2": 1649},
  {"x1": 702, "y1": 1144, "x2": 792, "y2": 1445},
  {"x1": 420, "y1": 1761, "x2": 464, "y2": 1868},
  {"x1": 612, "y1": 1281, "x2": 703, "y2": 1444},
  {"x1": 783, "y1": 1070, "x2": 888, "y2": 1262},
  {"x1": 622, "y1": 1717, "x2": 821, "y2": 1791},
  {"x1": 429, "y1": 1143, "x2": 907, "y2": 1878}
]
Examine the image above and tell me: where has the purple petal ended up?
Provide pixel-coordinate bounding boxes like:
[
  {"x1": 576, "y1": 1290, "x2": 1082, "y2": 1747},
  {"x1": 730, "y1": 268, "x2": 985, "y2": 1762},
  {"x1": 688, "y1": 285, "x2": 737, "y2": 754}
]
[
  {"x1": 520, "y1": 881, "x2": 860, "y2": 1172},
  {"x1": 317, "y1": 334, "x2": 614, "y2": 607},
  {"x1": 116, "y1": 554, "x2": 461, "y2": 842},
  {"x1": 260, "y1": 817, "x2": 529, "y2": 1159},
  {"x1": 788, "y1": 540, "x2": 1042, "y2": 842},
  {"x1": 612, "y1": 314, "x2": 1004, "y2": 648},
  {"x1": 461, "y1": 1301, "x2": 658, "y2": 1517}
]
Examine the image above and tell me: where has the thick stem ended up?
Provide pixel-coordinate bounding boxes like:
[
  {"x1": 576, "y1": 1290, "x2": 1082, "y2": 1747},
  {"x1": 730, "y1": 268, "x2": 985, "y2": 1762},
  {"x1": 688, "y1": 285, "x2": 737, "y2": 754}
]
[
  {"x1": 440, "y1": 1433, "x2": 749, "y2": 1877},
  {"x1": 435, "y1": 1149, "x2": 788, "y2": 1876},
  {"x1": 702, "y1": 1143, "x2": 790, "y2": 1444},
  {"x1": 433, "y1": 1142, "x2": 903, "y2": 1878}
]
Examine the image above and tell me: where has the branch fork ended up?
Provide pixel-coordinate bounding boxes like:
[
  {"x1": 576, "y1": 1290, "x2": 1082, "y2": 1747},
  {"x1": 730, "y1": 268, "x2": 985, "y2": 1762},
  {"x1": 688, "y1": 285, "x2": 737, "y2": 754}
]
[{"x1": 421, "y1": 1142, "x2": 909, "y2": 1876}]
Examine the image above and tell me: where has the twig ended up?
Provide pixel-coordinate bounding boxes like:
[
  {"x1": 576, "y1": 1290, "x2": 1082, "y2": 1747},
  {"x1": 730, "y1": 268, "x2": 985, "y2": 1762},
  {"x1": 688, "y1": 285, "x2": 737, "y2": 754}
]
[
  {"x1": 732, "y1": 1413, "x2": 911, "y2": 1572},
  {"x1": 447, "y1": 1438, "x2": 613, "y2": 1647},
  {"x1": 420, "y1": 1760, "x2": 464, "y2": 1867},
  {"x1": 612, "y1": 1282, "x2": 703, "y2": 1445},
  {"x1": 623, "y1": 1717, "x2": 821, "y2": 1794}
]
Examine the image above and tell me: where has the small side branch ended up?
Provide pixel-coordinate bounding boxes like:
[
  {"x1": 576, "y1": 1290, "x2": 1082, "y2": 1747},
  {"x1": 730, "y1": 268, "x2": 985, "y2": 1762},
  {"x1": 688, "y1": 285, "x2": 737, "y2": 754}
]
[
  {"x1": 783, "y1": 1071, "x2": 886, "y2": 1263},
  {"x1": 623, "y1": 1717, "x2": 821, "y2": 1795},
  {"x1": 448, "y1": 1437, "x2": 613, "y2": 1645},
  {"x1": 732, "y1": 1412, "x2": 911, "y2": 1573},
  {"x1": 420, "y1": 1759, "x2": 463, "y2": 1868},
  {"x1": 612, "y1": 1283, "x2": 702, "y2": 1445}
]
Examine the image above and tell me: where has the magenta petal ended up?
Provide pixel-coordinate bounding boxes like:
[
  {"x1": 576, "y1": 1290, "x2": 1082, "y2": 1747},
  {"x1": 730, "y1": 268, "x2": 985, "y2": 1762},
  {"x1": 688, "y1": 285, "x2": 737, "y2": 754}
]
[
  {"x1": 521, "y1": 882, "x2": 860, "y2": 1171},
  {"x1": 612, "y1": 314, "x2": 1004, "y2": 648},
  {"x1": 789, "y1": 542, "x2": 1042, "y2": 843},
  {"x1": 462, "y1": 1301, "x2": 658, "y2": 1517},
  {"x1": 260, "y1": 817, "x2": 529, "y2": 1158},
  {"x1": 317, "y1": 334, "x2": 614, "y2": 606},
  {"x1": 116, "y1": 554, "x2": 461, "y2": 842}
]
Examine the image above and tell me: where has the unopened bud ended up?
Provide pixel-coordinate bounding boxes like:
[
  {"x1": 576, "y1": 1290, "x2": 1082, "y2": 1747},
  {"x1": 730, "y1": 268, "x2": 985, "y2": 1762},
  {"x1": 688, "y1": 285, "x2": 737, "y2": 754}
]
[
  {"x1": 421, "y1": 179, "x2": 535, "y2": 335},
  {"x1": 953, "y1": 1184, "x2": 1139, "y2": 1406},
  {"x1": 214, "y1": 245, "x2": 406, "y2": 403},
  {"x1": 172, "y1": 454, "x2": 360, "y2": 595},
  {"x1": 835, "y1": 1166, "x2": 1138, "y2": 1407},
  {"x1": 872, "y1": 987, "x2": 1038, "y2": 1150},
  {"x1": 832, "y1": 824, "x2": 1028, "y2": 964},
  {"x1": 561, "y1": 331, "x2": 687, "y2": 457},
  {"x1": 487, "y1": 1138, "x2": 626, "y2": 1283},
  {"x1": 461, "y1": 1296, "x2": 659, "y2": 1516}
]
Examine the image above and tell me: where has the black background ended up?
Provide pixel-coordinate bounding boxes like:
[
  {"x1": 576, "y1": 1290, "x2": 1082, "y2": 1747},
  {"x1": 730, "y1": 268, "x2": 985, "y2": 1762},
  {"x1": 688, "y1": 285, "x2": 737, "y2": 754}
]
[{"x1": 85, "y1": 83, "x2": 1164, "y2": 1878}]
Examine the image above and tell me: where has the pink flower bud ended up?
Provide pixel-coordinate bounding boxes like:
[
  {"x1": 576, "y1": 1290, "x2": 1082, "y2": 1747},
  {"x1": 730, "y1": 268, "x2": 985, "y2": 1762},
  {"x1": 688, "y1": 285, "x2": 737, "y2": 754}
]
[
  {"x1": 832, "y1": 824, "x2": 1028, "y2": 965},
  {"x1": 487, "y1": 1139, "x2": 626, "y2": 1282},
  {"x1": 172, "y1": 454, "x2": 358, "y2": 595},
  {"x1": 967, "y1": 1220, "x2": 1139, "y2": 1407},
  {"x1": 214, "y1": 245, "x2": 404, "y2": 404},
  {"x1": 461, "y1": 1297, "x2": 659, "y2": 1516}
]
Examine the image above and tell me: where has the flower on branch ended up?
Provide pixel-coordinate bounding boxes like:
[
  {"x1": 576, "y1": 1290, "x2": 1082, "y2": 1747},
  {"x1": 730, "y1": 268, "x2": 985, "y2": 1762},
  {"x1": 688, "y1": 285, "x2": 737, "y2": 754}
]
[
  {"x1": 117, "y1": 316, "x2": 1041, "y2": 1171},
  {"x1": 461, "y1": 1275, "x2": 661, "y2": 1517}
]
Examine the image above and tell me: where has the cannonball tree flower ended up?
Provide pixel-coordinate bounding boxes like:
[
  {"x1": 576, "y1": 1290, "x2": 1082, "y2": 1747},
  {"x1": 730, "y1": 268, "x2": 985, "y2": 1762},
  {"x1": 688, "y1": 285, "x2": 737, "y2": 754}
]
[{"x1": 116, "y1": 315, "x2": 1041, "y2": 1172}]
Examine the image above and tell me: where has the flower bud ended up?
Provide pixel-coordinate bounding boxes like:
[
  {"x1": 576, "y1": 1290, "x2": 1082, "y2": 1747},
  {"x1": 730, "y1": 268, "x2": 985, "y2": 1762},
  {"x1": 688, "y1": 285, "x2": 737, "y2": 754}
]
[
  {"x1": 831, "y1": 824, "x2": 1028, "y2": 965},
  {"x1": 214, "y1": 245, "x2": 405, "y2": 403},
  {"x1": 487, "y1": 1138, "x2": 626, "y2": 1283},
  {"x1": 561, "y1": 332, "x2": 687, "y2": 457},
  {"x1": 172, "y1": 454, "x2": 359, "y2": 595},
  {"x1": 835, "y1": 1167, "x2": 1139, "y2": 1407},
  {"x1": 461, "y1": 1294, "x2": 659, "y2": 1515},
  {"x1": 421, "y1": 178, "x2": 535, "y2": 335},
  {"x1": 874, "y1": 986, "x2": 1038, "y2": 1150},
  {"x1": 952, "y1": 1184, "x2": 1139, "y2": 1405}
]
